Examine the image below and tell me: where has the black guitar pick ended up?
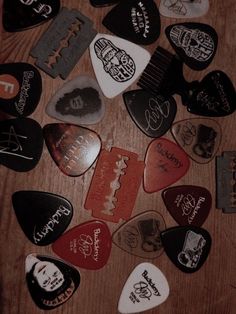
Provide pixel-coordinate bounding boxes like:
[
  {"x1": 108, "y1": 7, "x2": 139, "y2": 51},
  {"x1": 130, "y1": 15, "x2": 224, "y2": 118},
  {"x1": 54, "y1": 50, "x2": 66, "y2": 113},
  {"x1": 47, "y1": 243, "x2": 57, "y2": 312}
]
[
  {"x1": 0, "y1": 118, "x2": 43, "y2": 171},
  {"x1": 3, "y1": 0, "x2": 60, "y2": 32},
  {"x1": 161, "y1": 226, "x2": 211, "y2": 273},
  {"x1": 12, "y1": 191, "x2": 73, "y2": 246},
  {"x1": 0, "y1": 63, "x2": 42, "y2": 117},
  {"x1": 123, "y1": 89, "x2": 176, "y2": 138},
  {"x1": 90, "y1": 0, "x2": 120, "y2": 7},
  {"x1": 102, "y1": 0, "x2": 161, "y2": 45},
  {"x1": 165, "y1": 23, "x2": 218, "y2": 70}
]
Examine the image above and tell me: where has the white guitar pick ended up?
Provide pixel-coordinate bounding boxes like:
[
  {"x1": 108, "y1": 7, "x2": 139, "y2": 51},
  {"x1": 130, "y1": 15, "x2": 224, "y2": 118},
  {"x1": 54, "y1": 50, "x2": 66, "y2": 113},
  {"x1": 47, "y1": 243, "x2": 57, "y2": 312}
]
[
  {"x1": 159, "y1": 0, "x2": 209, "y2": 19},
  {"x1": 89, "y1": 33, "x2": 151, "y2": 98},
  {"x1": 118, "y1": 262, "x2": 169, "y2": 313}
]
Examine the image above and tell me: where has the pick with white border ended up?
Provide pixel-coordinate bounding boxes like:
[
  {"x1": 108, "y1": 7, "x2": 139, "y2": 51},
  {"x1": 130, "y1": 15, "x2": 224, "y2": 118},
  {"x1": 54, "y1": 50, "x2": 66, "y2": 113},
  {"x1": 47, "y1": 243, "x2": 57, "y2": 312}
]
[{"x1": 118, "y1": 262, "x2": 169, "y2": 313}]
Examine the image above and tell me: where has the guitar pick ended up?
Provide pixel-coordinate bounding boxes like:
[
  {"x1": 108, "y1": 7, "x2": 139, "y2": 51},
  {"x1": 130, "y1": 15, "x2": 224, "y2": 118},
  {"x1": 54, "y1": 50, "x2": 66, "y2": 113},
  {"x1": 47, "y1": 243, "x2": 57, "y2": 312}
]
[
  {"x1": 0, "y1": 118, "x2": 43, "y2": 171},
  {"x1": 43, "y1": 123, "x2": 101, "y2": 176},
  {"x1": 89, "y1": 33, "x2": 151, "y2": 98},
  {"x1": 187, "y1": 71, "x2": 236, "y2": 117},
  {"x1": 112, "y1": 211, "x2": 166, "y2": 259},
  {"x1": 12, "y1": 191, "x2": 73, "y2": 246},
  {"x1": 102, "y1": 0, "x2": 161, "y2": 45},
  {"x1": 143, "y1": 138, "x2": 190, "y2": 193},
  {"x1": 165, "y1": 23, "x2": 218, "y2": 71},
  {"x1": 159, "y1": 0, "x2": 209, "y2": 19},
  {"x1": 25, "y1": 253, "x2": 80, "y2": 310},
  {"x1": 0, "y1": 62, "x2": 42, "y2": 117},
  {"x1": 161, "y1": 226, "x2": 211, "y2": 273},
  {"x1": 118, "y1": 262, "x2": 169, "y2": 313},
  {"x1": 90, "y1": 0, "x2": 119, "y2": 7},
  {"x1": 162, "y1": 185, "x2": 212, "y2": 226},
  {"x1": 3, "y1": 0, "x2": 60, "y2": 32},
  {"x1": 52, "y1": 220, "x2": 112, "y2": 270},
  {"x1": 171, "y1": 118, "x2": 222, "y2": 164},
  {"x1": 46, "y1": 76, "x2": 105, "y2": 125},
  {"x1": 123, "y1": 89, "x2": 177, "y2": 138}
]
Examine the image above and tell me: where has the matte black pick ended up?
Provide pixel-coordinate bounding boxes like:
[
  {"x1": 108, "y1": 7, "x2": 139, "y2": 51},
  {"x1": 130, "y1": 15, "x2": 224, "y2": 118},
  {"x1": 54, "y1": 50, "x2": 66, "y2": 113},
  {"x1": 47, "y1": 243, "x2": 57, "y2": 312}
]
[
  {"x1": 102, "y1": 0, "x2": 161, "y2": 45},
  {"x1": 90, "y1": 0, "x2": 120, "y2": 7},
  {"x1": 165, "y1": 23, "x2": 218, "y2": 71},
  {"x1": 0, "y1": 118, "x2": 43, "y2": 171},
  {"x1": 123, "y1": 89, "x2": 177, "y2": 138},
  {"x1": 161, "y1": 226, "x2": 211, "y2": 273},
  {"x1": 0, "y1": 62, "x2": 42, "y2": 117},
  {"x1": 3, "y1": 0, "x2": 60, "y2": 32},
  {"x1": 12, "y1": 191, "x2": 73, "y2": 246}
]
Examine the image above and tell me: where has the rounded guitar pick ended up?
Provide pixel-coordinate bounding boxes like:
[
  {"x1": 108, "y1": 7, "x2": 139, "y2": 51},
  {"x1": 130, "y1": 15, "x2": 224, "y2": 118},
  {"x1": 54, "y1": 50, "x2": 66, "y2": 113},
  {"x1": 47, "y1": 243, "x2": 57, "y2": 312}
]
[
  {"x1": 43, "y1": 123, "x2": 101, "y2": 176},
  {"x1": 162, "y1": 185, "x2": 212, "y2": 227},
  {"x1": 144, "y1": 137, "x2": 190, "y2": 193},
  {"x1": 161, "y1": 226, "x2": 211, "y2": 273},
  {"x1": 25, "y1": 253, "x2": 80, "y2": 310},
  {"x1": 171, "y1": 118, "x2": 222, "y2": 164},
  {"x1": 165, "y1": 23, "x2": 218, "y2": 71},
  {"x1": 118, "y1": 262, "x2": 169, "y2": 313},
  {"x1": 102, "y1": 0, "x2": 161, "y2": 45},
  {"x1": 112, "y1": 211, "x2": 166, "y2": 259},
  {"x1": 3, "y1": 0, "x2": 60, "y2": 32},
  {"x1": 0, "y1": 118, "x2": 43, "y2": 171},
  {"x1": 187, "y1": 71, "x2": 236, "y2": 117},
  {"x1": 52, "y1": 220, "x2": 112, "y2": 270},
  {"x1": 12, "y1": 191, "x2": 73, "y2": 246},
  {"x1": 0, "y1": 63, "x2": 42, "y2": 117},
  {"x1": 89, "y1": 33, "x2": 151, "y2": 98},
  {"x1": 46, "y1": 76, "x2": 105, "y2": 125},
  {"x1": 123, "y1": 89, "x2": 177, "y2": 138}
]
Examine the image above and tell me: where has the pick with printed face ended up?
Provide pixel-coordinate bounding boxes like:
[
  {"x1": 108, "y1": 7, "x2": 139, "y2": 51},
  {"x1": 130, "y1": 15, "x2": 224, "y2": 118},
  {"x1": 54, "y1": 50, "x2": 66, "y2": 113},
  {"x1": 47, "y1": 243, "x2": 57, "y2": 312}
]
[
  {"x1": 0, "y1": 118, "x2": 43, "y2": 171},
  {"x1": 159, "y1": 0, "x2": 209, "y2": 19},
  {"x1": 171, "y1": 118, "x2": 221, "y2": 164},
  {"x1": 112, "y1": 211, "x2": 166, "y2": 259},
  {"x1": 118, "y1": 262, "x2": 169, "y2": 313},
  {"x1": 102, "y1": 0, "x2": 161, "y2": 45},
  {"x1": 160, "y1": 226, "x2": 211, "y2": 273},
  {"x1": 25, "y1": 253, "x2": 80, "y2": 310},
  {"x1": 0, "y1": 63, "x2": 42, "y2": 117},
  {"x1": 46, "y1": 76, "x2": 105, "y2": 125},
  {"x1": 52, "y1": 220, "x2": 111, "y2": 270},
  {"x1": 3, "y1": 0, "x2": 60, "y2": 32},
  {"x1": 43, "y1": 123, "x2": 101, "y2": 176},
  {"x1": 123, "y1": 90, "x2": 177, "y2": 138},
  {"x1": 162, "y1": 185, "x2": 212, "y2": 227},
  {"x1": 89, "y1": 33, "x2": 151, "y2": 98},
  {"x1": 187, "y1": 71, "x2": 236, "y2": 117},
  {"x1": 12, "y1": 191, "x2": 73, "y2": 246},
  {"x1": 144, "y1": 138, "x2": 190, "y2": 193},
  {"x1": 165, "y1": 23, "x2": 218, "y2": 71}
]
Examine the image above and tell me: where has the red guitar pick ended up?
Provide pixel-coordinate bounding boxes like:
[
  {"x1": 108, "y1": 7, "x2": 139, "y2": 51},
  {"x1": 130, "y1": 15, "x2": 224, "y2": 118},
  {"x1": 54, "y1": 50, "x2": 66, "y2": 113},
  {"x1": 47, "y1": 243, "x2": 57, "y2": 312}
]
[
  {"x1": 144, "y1": 138, "x2": 190, "y2": 193},
  {"x1": 52, "y1": 220, "x2": 112, "y2": 270}
]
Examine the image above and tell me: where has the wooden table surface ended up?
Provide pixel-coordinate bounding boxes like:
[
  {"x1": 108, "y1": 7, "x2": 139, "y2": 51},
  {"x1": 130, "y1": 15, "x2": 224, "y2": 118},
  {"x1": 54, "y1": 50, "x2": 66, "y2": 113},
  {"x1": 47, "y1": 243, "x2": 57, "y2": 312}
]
[{"x1": 0, "y1": 1, "x2": 236, "y2": 313}]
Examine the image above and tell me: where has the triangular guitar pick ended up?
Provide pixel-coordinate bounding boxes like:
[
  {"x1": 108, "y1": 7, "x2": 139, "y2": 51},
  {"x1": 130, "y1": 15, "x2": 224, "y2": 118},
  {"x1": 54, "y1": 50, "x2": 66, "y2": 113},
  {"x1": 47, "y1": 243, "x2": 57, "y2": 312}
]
[
  {"x1": 52, "y1": 220, "x2": 112, "y2": 270},
  {"x1": 112, "y1": 211, "x2": 166, "y2": 259},
  {"x1": 161, "y1": 226, "x2": 211, "y2": 273},
  {"x1": 123, "y1": 89, "x2": 177, "y2": 138},
  {"x1": 165, "y1": 23, "x2": 218, "y2": 70},
  {"x1": 46, "y1": 75, "x2": 105, "y2": 125},
  {"x1": 171, "y1": 118, "x2": 222, "y2": 164},
  {"x1": 3, "y1": 0, "x2": 60, "y2": 32},
  {"x1": 89, "y1": 33, "x2": 151, "y2": 98},
  {"x1": 0, "y1": 118, "x2": 43, "y2": 171},
  {"x1": 118, "y1": 262, "x2": 169, "y2": 313},
  {"x1": 25, "y1": 253, "x2": 80, "y2": 310},
  {"x1": 143, "y1": 137, "x2": 190, "y2": 193},
  {"x1": 0, "y1": 62, "x2": 42, "y2": 117},
  {"x1": 12, "y1": 191, "x2": 73, "y2": 246},
  {"x1": 162, "y1": 185, "x2": 212, "y2": 226},
  {"x1": 43, "y1": 123, "x2": 101, "y2": 176},
  {"x1": 102, "y1": 0, "x2": 161, "y2": 45}
]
